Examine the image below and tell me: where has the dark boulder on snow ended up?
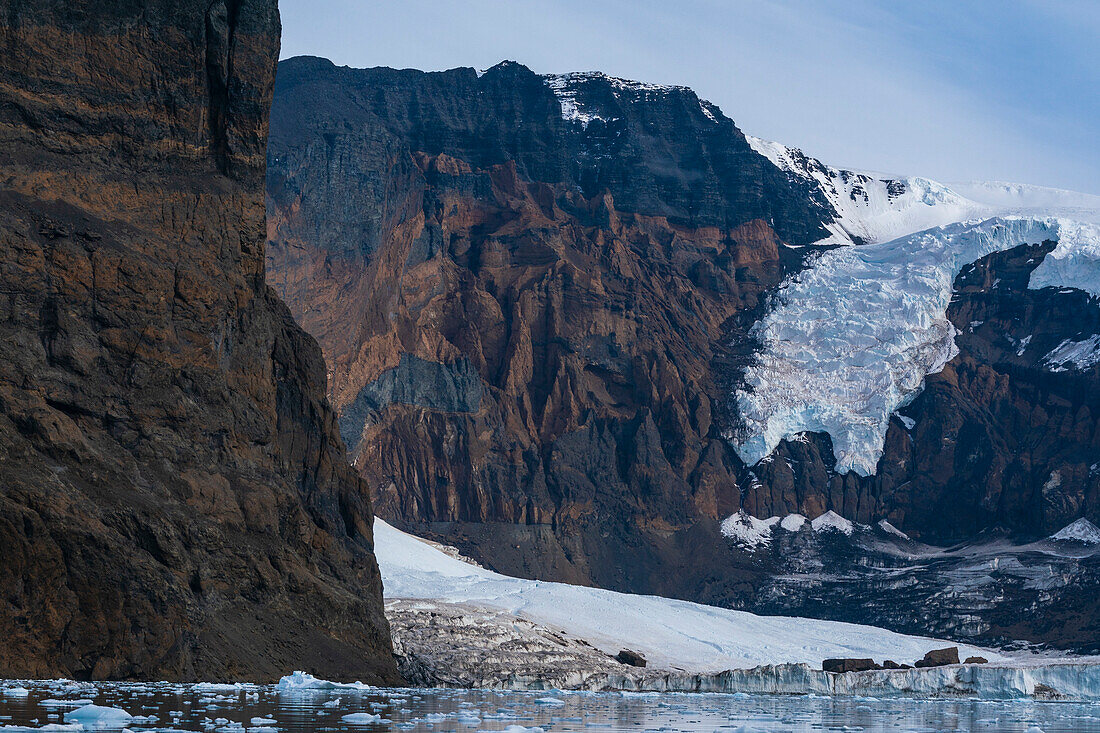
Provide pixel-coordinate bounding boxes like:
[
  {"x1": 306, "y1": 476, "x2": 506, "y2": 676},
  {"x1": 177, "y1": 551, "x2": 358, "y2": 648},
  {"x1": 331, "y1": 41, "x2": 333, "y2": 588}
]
[
  {"x1": 823, "y1": 658, "x2": 881, "y2": 673},
  {"x1": 915, "y1": 647, "x2": 960, "y2": 668},
  {"x1": 616, "y1": 649, "x2": 648, "y2": 667}
]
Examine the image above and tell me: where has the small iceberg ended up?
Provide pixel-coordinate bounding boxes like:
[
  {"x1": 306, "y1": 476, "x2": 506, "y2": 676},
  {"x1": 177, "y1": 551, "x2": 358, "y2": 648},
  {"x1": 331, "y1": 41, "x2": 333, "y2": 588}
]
[
  {"x1": 340, "y1": 713, "x2": 382, "y2": 724},
  {"x1": 63, "y1": 705, "x2": 133, "y2": 727},
  {"x1": 276, "y1": 671, "x2": 371, "y2": 691}
]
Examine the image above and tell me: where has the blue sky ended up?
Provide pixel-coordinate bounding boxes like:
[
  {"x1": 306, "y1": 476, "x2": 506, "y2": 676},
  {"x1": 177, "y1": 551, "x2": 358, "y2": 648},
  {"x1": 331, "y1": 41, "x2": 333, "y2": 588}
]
[{"x1": 278, "y1": 0, "x2": 1099, "y2": 194}]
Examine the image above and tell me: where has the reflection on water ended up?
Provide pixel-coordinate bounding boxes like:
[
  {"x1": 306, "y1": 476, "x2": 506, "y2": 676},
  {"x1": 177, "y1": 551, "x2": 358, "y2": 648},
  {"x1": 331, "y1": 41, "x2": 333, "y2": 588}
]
[{"x1": 1, "y1": 679, "x2": 1100, "y2": 733}]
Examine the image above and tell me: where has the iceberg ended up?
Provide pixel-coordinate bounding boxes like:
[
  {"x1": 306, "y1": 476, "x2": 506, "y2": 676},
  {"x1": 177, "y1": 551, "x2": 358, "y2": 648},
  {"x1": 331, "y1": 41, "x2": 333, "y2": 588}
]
[
  {"x1": 275, "y1": 671, "x2": 371, "y2": 692},
  {"x1": 63, "y1": 705, "x2": 133, "y2": 727}
]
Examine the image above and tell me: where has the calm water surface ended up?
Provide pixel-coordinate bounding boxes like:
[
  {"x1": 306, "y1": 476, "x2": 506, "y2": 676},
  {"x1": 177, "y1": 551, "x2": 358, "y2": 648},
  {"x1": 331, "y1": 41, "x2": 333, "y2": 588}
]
[{"x1": 2, "y1": 680, "x2": 1099, "y2": 733}]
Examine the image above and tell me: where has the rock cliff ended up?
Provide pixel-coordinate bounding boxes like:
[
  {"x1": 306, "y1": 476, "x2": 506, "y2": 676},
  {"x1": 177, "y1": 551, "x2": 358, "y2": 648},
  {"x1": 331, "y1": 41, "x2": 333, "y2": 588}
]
[
  {"x1": 267, "y1": 57, "x2": 831, "y2": 591},
  {"x1": 0, "y1": 1, "x2": 399, "y2": 682},
  {"x1": 265, "y1": 57, "x2": 1100, "y2": 648}
]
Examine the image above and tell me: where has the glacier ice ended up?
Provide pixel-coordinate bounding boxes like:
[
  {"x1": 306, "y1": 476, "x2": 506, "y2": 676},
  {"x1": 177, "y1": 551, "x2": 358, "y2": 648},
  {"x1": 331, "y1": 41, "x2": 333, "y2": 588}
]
[
  {"x1": 732, "y1": 217, "x2": 1099, "y2": 476},
  {"x1": 1029, "y1": 218, "x2": 1100, "y2": 298}
]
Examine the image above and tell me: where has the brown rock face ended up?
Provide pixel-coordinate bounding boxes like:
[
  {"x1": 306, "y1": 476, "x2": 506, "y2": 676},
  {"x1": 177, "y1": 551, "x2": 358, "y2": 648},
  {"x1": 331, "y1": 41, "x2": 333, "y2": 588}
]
[
  {"x1": 266, "y1": 60, "x2": 828, "y2": 593},
  {"x1": 0, "y1": 1, "x2": 399, "y2": 682}
]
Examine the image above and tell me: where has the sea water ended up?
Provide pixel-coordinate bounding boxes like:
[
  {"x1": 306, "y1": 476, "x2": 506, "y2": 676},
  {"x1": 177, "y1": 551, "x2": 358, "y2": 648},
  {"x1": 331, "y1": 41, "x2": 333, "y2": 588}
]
[{"x1": 2, "y1": 679, "x2": 1099, "y2": 733}]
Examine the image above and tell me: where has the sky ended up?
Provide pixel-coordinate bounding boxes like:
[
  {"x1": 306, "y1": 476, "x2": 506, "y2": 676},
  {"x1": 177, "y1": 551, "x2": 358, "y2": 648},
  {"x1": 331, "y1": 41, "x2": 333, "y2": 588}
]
[{"x1": 278, "y1": 0, "x2": 1099, "y2": 194}]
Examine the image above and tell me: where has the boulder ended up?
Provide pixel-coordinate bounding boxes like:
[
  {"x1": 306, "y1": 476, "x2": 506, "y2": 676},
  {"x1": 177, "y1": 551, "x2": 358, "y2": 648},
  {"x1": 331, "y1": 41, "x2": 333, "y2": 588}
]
[
  {"x1": 822, "y1": 658, "x2": 880, "y2": 673},
  {"x1": 914, "y1": 647, "x2": 960, "y2": 668},
  {"x1": 964, "y1": 656, "x2": 989, "y2": 665},
  {"x1": 615, "y1": 649, "x2": 647, "y2": 667}
]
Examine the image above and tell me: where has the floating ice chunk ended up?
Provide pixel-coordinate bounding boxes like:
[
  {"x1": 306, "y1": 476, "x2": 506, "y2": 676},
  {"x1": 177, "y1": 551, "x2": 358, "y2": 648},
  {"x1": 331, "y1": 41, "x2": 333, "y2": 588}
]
[
  {"x1": 2, "y1": 688, "x2": 30, "y2": 698},
  {"x1": 40, "y1": 701, "x2": 93, "y2": 709},
  {"x1": 898, "y1": 416, "x2": 916, "y2": 430},
  {"x1": 341, "y1": 713, "x2": 382, "y2": 725},
  {"x1": 1051, "y1": 518, "x2": 1100, "y2": 545},
  {"x1": 63, "y1": 705, "x2": 133, "y2": 727},
  {"x1": 533, "y1": 697, "x2": 565, "y2": 706},
  {"x1": 276, "y1": 672, "x2": 370, "y2": 692},
  {"x1": 249, "y1": 719, "x2": 276, "y2": 727},
  {"x1": 481, "y1": 727, "x2": 545, "y2": 733},
  {"x1": 720, "y1": 511, "x2": 780, "y2": 549},
  {"x1": 811, "y1": 511, "x2": 855, "y2": 536}
]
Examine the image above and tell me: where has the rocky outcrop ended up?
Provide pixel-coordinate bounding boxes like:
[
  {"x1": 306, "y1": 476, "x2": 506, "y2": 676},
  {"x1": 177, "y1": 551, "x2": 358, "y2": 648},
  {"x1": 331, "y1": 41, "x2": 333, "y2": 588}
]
[{"x1": 0, "y1": 1, "x2": 399, "y2": 682}]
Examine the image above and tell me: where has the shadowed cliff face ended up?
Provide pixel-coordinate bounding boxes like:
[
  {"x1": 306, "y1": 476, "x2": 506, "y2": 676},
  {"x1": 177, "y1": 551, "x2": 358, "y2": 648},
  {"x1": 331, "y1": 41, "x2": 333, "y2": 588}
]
[{"x1": 0, "y1": 2, "x2": 400, "y2": 682}]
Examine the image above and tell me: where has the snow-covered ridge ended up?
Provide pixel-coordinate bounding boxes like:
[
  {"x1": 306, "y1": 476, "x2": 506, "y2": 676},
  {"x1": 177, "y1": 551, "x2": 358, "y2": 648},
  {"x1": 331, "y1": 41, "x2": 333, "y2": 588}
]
[
  {"x1": 544, "y1": 71, "x2": 715, "y2": 129},
  {"x1": 732, "y1": 217, "x2": 1100, "y2": 476},
  {"x1": 746, "y1": 136, "x2": 1100, "y2": 246},
  {"x1": 373, "y1": 519, "x2": 999, "y2": 673},
  {"x1": 747, "y1": 135, "x2": 985, "y2": 246}
]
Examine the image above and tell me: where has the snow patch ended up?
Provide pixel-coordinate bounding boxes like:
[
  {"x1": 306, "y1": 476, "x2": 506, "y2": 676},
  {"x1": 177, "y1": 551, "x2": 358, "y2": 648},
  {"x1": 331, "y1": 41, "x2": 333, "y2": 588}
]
[
  {"x1": 746, "y1": 136, "x2": 988, "y2": 246},
  {"x1": 1042, "y1": 334, "x2": 1100, "y2": 372},
  {"x1": 732, "y1": 217, "x2": 1099, "y2": 476},
  {"x1": 720, "y1": 510, "x2": 779, "y2": 549},
  {"x1": 1051, "y1": 518, "x2": 1100, "y2": 545},
  {"x1": 811, "y1": 511, "x2": 855, "y2": 536},
  {"x1": 780, "y1": 513, "x2": 808, "y2": 531},
  {"x1": 877, "y1": 520, "x2": 910, "y2": 540}
]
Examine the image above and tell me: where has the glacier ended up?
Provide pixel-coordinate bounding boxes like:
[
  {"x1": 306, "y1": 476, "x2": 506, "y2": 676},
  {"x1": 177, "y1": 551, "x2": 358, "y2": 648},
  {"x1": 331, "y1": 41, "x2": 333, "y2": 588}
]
[
  {"x1": 373, "y1": 519, "x2": 1000, "y2": 673},
  {"x1": 372, "y1": 518, "x2": 1100, "y2": 698},
  {"x1": 732, "y1": 216, "x2": 1100, "y2": 475}
]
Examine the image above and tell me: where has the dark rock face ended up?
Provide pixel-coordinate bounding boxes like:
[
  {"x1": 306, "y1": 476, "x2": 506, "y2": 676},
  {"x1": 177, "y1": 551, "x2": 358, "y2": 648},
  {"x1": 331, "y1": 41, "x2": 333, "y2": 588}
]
[
  {"x1": 745, "y1": 521, "x2": 1100, "y2": 655},
  {"x1": 267, "y1": 58, "x2": 828, "y2": 594},
  {"x1": 0, "y1": 1, "x2": 399, "y2": 682}
]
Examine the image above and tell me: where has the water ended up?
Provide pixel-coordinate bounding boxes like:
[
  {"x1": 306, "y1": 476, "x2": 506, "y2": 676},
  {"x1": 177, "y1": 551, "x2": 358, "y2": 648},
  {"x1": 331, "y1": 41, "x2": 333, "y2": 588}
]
[{"x1": 2, "y1": 679, "x2": 1100, "y2": 733}]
